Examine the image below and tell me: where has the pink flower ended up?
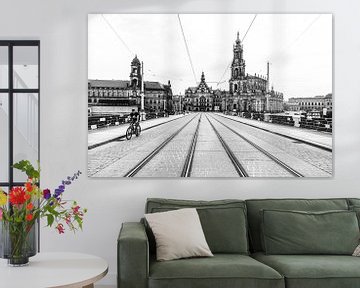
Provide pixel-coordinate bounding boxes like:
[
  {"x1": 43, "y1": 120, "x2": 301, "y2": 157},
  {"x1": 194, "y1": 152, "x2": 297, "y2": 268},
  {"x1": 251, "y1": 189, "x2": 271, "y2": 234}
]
[
  {"x1": 65, "y1": 214, "x2": 71, "y2": 225},
  {"x1": 0, "y1": 208, "x2": 3, "y2": 220},
  {"x1": 56, "y1": 223, "x2": 65, "y2": 234},
  {"x1": 72, "y1": 205, "x2": 80, "y2": 215}
]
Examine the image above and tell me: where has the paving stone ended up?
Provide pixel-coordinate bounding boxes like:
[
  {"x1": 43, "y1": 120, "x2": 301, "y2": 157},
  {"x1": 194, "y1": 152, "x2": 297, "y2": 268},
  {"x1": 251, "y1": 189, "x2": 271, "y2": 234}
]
[{"x1": 88, "y1": 112, "x2": 332, "y2": 178}]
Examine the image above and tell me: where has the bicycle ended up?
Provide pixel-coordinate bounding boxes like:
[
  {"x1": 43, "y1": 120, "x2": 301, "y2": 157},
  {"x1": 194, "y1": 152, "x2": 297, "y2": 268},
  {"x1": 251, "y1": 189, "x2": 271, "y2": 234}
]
[{"x1": 126, "y1": 122, "x2": 141, "y2": 140}]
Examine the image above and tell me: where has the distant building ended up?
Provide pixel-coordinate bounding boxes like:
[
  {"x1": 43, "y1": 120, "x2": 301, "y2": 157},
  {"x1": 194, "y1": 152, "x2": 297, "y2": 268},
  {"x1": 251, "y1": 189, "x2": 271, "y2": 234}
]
[
  {"x1": 324, "y1": 93, "x2": 332, "y2": 111},
  {"x1": 184, "y1": 72, "x2": 215, "y2": 112},
  {"x1": 88, "y1": 55, "x2": 172, "y2": 116},
  {"x1": 286, "y1": 93, "x2": 332, "y2": 112},
  {"x1": 184, "y1": 33, "x2": 284, "y2": 113},
  {"x1": 228, "y1": 32, "x2": 283, "y2": 113},
  {"x1": 172, "y1": 94, "x2": 184, "y2": 113}
]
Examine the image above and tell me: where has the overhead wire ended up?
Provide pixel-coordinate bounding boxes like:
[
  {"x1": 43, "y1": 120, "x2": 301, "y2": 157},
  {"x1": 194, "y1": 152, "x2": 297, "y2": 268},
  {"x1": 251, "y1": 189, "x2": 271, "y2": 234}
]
[
  {"x1": 216, "y1": 14, "x2": 258, "y2": 86},
  {"x1": 101, "y1": 14, "x2": 197, "y2": 86},
  {"x1": 271, "y1": 14, "x2": 322, "y2": 59},
  {"x1": 101, "y1": 14, "x2": 171, "y2": 83},
  {"x1": 101, "y1": 14, "x2": 134, "y2": 56},
  {"x1": 177, "y1": 14, "x2": 198, "y2": 84},
  {"x1": 265, "y1": 14, "x2": 322, "y2": 87}
]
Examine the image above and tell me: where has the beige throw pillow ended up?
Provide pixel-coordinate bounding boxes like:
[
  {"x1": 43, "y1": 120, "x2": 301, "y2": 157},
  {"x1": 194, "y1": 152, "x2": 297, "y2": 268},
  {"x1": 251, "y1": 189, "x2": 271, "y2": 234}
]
[
  {"x1": 353, "y1": 244, "x2": 360, "y2": 256},
  {"x1": 145, "y1": 208, "x2": 213, "y2": 261}
]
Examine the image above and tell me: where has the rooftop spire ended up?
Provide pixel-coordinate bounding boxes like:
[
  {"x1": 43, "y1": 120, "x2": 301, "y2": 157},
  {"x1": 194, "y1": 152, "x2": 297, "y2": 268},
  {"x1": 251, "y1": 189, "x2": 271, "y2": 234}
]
[
  {"x1": 201, "y1": 71, "x2": 205, "y2": 82},
  {"x1": 235, "y1": 31, "x2": 241, "y2": 45}
]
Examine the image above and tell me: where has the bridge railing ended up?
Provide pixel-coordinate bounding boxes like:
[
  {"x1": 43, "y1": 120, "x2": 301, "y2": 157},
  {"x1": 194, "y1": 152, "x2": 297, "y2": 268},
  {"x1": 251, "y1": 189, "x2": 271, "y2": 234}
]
[{"x1": 235, "y1": 112, "x2": 332, "y2": 133}]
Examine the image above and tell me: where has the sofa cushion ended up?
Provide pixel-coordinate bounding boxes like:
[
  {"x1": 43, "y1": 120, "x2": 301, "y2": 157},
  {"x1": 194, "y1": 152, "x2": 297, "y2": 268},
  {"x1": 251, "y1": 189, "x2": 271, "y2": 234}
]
[
  {"x1": 252, "y1": 252, "x2": 360, "y2": 288},
  {"x1": 261, "y1": 209, "x2": 359, "y2": 255},
  {"x1": 146, "y1": 198, "x2": 249, "y2": 254},
  {"x1": 246, "y1": 198, "x2": 349, "y2": 252},
  {"x1": 149, "y1": 254, "x2": 284, "y2": 288},
  {"x1": 349, "y1": 205, "x2": 360, "y2": 228},
  {"x1": 145, "y1": 208, "x2": 213, "y2": 261}
]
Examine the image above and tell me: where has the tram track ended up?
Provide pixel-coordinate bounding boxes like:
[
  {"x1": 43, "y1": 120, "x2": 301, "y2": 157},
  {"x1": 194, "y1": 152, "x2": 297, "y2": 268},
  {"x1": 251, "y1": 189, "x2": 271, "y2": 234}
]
[
  {"x1": 181, "y1": 114, "x2": 202, "y2": 177},
  {"x1": 205, "y1": 114, "x2": 249, "y2": 177},
  {"x1": 215, "y1": 113, "x2": 332, "y2": 152},
  {"x1": 123, "y1": 114, "x2": 199, "y2": 177},
  {"x1": 208, "y1": 114, "x2": 304, "y2": 177}
]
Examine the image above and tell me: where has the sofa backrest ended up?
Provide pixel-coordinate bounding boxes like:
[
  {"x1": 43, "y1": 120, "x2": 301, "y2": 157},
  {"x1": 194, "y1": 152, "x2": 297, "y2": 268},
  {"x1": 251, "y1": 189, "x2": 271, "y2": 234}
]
[
  {"x1": 145, "y1": 198, "x2": 249, "y2": 255},
  {"x1": 245, "y1": 198, "x2": 350, "y2": 252},
  {"x1": 348, "y1": 198, "x2": 360, "y2": 207}
]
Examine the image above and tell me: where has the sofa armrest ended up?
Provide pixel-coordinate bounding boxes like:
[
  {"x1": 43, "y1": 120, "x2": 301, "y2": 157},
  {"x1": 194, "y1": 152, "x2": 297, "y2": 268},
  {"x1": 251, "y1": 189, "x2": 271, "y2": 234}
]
[{"x1": 118, "y1": 222, "x2": 149, "y2": 288}]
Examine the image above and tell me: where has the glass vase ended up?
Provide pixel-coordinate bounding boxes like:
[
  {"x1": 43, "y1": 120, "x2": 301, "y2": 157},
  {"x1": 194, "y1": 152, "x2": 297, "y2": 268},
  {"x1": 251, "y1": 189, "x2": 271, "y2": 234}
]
[{"x1": 0, "y1": 220, "x2": 37, "y2": 266}]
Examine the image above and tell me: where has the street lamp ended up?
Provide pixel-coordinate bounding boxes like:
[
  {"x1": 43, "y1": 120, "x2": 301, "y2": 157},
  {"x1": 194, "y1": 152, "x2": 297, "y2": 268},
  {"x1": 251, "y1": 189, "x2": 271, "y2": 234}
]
[{"x1": 140, "y1": 61, "x2": 146, "y2": 120}]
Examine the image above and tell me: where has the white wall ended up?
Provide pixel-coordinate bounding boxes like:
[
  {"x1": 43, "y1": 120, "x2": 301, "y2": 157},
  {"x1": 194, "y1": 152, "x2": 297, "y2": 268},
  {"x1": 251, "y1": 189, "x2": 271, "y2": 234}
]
[{"x1": 1, "y1": 0, "x2": 360, "y2": 286}]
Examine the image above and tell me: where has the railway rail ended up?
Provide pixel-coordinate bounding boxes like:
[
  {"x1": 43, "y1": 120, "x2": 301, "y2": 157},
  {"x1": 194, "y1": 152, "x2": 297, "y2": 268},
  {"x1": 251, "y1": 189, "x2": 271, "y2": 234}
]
[
  {"x1": 215, "y1": 113, "x2": 332, "y2": 152},
  {"x1": 124, "y1": 114, "x2": 199, "y2": 177},
  {"x1": 207, "y1": 114, "x2": 304, "y2": 177},
  {"x1": 181, "y1": 115, "x2": 202, "y2": 177}
]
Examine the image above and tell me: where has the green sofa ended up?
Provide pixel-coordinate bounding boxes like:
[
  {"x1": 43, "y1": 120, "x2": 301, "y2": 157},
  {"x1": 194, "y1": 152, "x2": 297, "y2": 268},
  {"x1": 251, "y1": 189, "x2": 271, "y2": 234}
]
[{"x1": 118, "y1": 198, "x2": 360, "y2": 288}]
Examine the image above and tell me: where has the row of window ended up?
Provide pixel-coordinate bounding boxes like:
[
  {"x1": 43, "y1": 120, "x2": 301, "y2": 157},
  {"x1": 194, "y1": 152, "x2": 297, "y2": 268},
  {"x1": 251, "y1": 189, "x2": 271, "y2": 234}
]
[
  {"x1": 146, "y1": 105, "x2": 164, "y2": 111},
  {"x1": 89, "y1": 98, "x2": 169, "y2": 105},
  {"x1": 146, "y1": 99, "x2": 165, "y2": 104},
  {"x1": 89, "y1": 89, "x2": 167, "y2": 99},
  {"x1": 232, "y1": 83, "x2": 266, "y2": 91},
  {"x1": 185, "y1": 98, "x2": 213, "y2": 103},
  {"x1": 299, "y1": 102, "x2": 324, "y2": 106},
  {"x1": 89, "y1": 90, "x2": 130, "y2": 97}
]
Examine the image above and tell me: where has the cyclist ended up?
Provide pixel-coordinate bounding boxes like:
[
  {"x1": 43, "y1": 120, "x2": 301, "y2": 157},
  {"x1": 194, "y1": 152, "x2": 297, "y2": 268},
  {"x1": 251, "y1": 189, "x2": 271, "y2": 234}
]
[{"x1": 129, "y1": 108, "x2": 140, "y2": 128}]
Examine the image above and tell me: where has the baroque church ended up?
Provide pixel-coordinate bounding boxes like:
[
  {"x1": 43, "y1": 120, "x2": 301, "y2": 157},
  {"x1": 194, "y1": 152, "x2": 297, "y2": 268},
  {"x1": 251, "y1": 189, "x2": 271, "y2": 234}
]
[{"x1": 184, "y1": 32, "x2": 283, "y2": 113}]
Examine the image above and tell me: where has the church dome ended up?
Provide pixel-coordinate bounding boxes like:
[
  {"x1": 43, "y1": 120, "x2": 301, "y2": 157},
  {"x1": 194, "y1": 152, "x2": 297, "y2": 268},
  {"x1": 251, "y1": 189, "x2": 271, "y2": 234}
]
[{"x1": 131, "y1": 55, "x2": 141, "y2": 65}]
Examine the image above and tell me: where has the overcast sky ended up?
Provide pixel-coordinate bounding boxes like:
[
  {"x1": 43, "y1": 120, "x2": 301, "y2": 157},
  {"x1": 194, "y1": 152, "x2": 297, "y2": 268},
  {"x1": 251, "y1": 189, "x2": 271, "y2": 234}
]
[{"x1": 88, "y1": 14, "x2": 332, "y2": 100}]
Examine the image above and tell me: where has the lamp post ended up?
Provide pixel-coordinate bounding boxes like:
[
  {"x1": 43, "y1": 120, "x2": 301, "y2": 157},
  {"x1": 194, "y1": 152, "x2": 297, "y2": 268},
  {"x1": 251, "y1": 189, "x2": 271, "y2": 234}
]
[{"x1": 140, "y1": 61, "x2": 146, "y2": 120}]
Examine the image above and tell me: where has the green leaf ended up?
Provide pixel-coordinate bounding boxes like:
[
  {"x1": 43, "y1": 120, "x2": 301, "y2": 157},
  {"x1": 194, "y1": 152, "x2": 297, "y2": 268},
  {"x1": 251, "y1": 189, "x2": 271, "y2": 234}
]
[
  {"x1": 45, "y1": 205, "x2": 60, "y2": 217},
  {"x1": 12, "y1": 160, "x2": 40, "y2": 180},
  {"x1": 47, "y1": 214, "x2": 54, "y2": 227}
]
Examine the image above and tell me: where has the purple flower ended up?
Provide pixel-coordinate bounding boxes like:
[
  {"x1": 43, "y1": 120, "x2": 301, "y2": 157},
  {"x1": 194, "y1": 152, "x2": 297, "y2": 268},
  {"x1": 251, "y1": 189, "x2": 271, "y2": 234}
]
[
  {"x1": 54, "y1": 171, "x2": 82, "y2": 199},
  {"x1": 43, "y1": 189, "x2": 51, "y2": 200},
  {"x1": 54, "y1": 189, "x2": 63, "y2": 198}
]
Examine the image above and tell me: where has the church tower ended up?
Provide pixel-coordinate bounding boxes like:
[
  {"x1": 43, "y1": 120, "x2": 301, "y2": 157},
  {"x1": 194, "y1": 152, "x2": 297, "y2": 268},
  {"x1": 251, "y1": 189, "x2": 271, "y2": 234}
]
[
  {"x1": 129, "y1": 55, "x2": 142, "y2": 89},
  {"x1": 229, "y1": 32, "x2": 246, "y2": 93}
]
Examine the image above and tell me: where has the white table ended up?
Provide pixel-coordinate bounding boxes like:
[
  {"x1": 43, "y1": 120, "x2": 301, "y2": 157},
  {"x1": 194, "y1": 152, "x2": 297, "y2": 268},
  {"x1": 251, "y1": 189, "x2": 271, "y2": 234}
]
[{"x1": 0, "y1": 252, "x2": 108, "y2": 288}]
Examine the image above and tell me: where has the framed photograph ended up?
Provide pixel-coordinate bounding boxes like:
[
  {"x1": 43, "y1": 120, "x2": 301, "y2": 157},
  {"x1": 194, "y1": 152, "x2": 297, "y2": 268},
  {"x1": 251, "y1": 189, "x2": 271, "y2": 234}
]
[{"x1": 88, "y1": 14, "x2": 332, "y2": 178}]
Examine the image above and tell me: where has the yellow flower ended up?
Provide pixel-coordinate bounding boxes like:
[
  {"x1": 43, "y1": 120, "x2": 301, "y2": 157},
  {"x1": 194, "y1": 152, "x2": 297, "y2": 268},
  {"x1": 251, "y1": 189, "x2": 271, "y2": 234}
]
[{"x1": 0, "y1": 190, "x2": 7, "y2": 206}]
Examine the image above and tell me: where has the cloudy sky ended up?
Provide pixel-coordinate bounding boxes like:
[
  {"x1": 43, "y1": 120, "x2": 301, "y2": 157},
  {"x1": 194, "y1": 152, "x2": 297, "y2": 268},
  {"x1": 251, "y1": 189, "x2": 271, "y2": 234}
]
[{"x1": 88, "y1": 14, "x2": 332, "y2": 99}]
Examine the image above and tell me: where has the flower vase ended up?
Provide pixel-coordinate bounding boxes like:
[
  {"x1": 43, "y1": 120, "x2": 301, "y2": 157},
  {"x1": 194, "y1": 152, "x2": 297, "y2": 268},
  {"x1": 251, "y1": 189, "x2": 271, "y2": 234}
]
[{"x1": 0, "y1": 221, "x2": 37, "y2": 266}]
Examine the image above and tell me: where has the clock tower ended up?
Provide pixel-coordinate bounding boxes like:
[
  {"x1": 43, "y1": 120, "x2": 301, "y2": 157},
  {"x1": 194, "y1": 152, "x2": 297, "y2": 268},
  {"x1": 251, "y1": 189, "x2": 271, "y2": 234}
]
[
  {"x1": 129, "y1": 55, "x2": 142, "y2": 89},
  {"x1": 229, "y1": 32, "x2": 246, "y2": 93}
]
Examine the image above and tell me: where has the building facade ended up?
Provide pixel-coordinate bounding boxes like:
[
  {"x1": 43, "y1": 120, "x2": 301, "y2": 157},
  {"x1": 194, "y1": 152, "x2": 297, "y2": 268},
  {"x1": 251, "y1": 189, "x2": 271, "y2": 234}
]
[
  {"x1": 88, "y1": 55, "x2": 172, "y2": 116},
  {"x1": 184, "y1": 33, "x2": 284, "y2": 113},
  {"x1": 228, "y1": 33, "x2": 283, "y2": 113},
  {"x1": 172, "y1": 94, "x2": 184, "y2": 113},
  {"x1": 286, "y1": 93, "x2": 332, "y2": 112},
  {"x1": 184, "y1": 72, "x2": 216, "y2": 112}
]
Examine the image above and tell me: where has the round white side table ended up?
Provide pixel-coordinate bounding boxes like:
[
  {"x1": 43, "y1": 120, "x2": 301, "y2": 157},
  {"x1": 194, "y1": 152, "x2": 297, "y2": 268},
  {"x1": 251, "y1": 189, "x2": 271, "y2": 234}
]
[{"x1": 0, "y1": 252, "x2": 108, "y2": 288}]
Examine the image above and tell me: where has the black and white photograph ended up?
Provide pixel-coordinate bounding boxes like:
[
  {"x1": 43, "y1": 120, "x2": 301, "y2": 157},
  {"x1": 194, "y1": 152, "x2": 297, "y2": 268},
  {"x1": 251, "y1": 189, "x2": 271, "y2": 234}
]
[{"x1": 88, "y1": 14, "x2": 332, "y2": 178}]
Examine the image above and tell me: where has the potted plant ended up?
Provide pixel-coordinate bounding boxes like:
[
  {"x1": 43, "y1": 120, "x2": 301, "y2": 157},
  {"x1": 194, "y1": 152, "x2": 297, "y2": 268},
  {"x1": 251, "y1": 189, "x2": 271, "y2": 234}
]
[{"x1": 0, "y1": 160, "x2": 87, "y2": 266}]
